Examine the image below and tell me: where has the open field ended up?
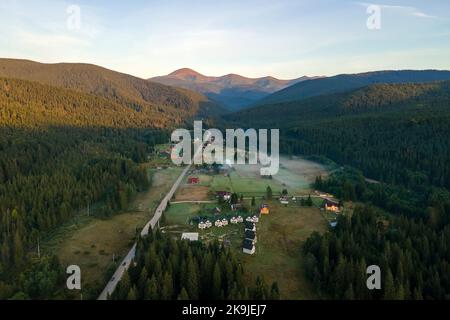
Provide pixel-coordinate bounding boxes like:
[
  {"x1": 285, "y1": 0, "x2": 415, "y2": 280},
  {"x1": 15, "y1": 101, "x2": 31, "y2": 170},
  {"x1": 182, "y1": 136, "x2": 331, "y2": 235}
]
[
  {"x1": 240, "y1": 202, "x2": 328, "y2": 299},
  {"x1": 175, "y1": 155, "x2": 330, "y2": 201},
  {"x1": 174, "y1": 185, "x2": 210, "y2": 201},
  {"x1": 164, "y1": 156, "x2": 332, "y2": 299},
  {"x1": 163, "y1": 198, "x2": 328, "y2": 299},
  {"x1": 41, "y1": 165, "x2": 183, "y2": 296}
]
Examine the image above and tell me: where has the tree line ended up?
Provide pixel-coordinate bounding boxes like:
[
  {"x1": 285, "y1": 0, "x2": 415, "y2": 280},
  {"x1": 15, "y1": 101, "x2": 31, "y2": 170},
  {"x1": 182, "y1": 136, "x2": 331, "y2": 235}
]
[
  {"x1": 112, "y1": 232, "x2": 280, "y2": 300},
  {"x1": 303, "y1": 204, "x2": 450, "y2": 299}
]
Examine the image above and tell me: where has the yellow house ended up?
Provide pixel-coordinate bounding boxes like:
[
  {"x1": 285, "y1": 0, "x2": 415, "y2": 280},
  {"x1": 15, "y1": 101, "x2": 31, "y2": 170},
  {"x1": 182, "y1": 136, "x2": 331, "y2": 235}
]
[
  {"x1": 260, "y1": 207, "x2": 270, "y2": 215},
  {"x1": 323, "y1": 199, "x2": 341, "y2": 213}
]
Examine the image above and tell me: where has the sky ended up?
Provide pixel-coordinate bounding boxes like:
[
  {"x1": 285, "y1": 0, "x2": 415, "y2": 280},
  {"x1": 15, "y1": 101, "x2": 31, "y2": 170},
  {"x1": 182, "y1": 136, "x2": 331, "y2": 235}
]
[{"x1": 0, "y1": 0, "x2": 449, "y2": 79}]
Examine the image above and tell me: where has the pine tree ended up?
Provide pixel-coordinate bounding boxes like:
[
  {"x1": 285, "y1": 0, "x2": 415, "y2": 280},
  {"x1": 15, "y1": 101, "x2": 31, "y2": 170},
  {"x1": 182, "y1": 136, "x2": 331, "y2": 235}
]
[
  {"x1": 344, "y1": 284, "x2": 355, "y2": 300},
  {"x1": 161, "y1": 272, "x2": 173, "y2": 300},
  {"x1": 212, "y1": 262, "x2": 222, "y2": 299},
  {"x1": 266, "y1": 186, "x2": 273, "y2": 200},
  {"x1": 148, "y1": 275, "x2": 158, "y2": 300},
  {"x1": 186, "y1": 256, "x2": 199, "y2": 299},
  {"x1": 383, "y1": 268, "x2": 396, "y2": 300},
  {"x1": 127, "y1": 286, "x2": 137, "y2": 300},
  {"x1": 13, "y1": 230, "x2": 24, "y2": 266},
  {"x1": 178, "y1": 287, "x2": 189, "y2": 300},
  {"x1": 269, "y1": 282, "x2": 280, "y2": 300}
]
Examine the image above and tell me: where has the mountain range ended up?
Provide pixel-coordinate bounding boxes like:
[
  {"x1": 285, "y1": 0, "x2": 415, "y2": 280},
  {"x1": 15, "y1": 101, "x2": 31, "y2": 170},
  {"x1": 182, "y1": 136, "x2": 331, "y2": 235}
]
[
  {"x1": 0, "y1": 59, "x2": 226, "y2": 128},
  {"x1": 257, "y1": 69, "x2": 450, "y2": 106},
  {"x1": 150, "y1": 68, "x2": 318, "y2": 111},
  {"x1": 226, "y1": 80, "x2": 450, "y2": 127}
]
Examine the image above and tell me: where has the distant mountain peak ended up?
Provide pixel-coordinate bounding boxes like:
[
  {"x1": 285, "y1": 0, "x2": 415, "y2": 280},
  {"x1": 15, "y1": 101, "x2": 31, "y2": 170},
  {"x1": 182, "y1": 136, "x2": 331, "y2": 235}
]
[
  {"x1": 168, "y1": 68, "x2": 206, "y2": 80},
  {"x1": 150, "y1": 69, "x2": 317, "y2": 111}
]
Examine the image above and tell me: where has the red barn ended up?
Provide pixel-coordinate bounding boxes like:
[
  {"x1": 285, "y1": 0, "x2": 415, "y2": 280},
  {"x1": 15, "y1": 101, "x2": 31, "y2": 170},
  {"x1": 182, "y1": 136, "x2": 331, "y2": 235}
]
[{"x1": 188, "y1": 177, "x2": 199, "y2": 184}]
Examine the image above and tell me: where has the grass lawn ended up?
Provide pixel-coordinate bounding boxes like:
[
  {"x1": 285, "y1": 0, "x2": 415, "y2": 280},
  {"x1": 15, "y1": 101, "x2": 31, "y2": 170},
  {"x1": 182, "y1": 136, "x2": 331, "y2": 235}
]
[
  {"x1": 47, "y1": 211, "x2": 145, "y2": 293},
  {"x1": 238, "y1": 201, "x2": 328, "y2": 299}
]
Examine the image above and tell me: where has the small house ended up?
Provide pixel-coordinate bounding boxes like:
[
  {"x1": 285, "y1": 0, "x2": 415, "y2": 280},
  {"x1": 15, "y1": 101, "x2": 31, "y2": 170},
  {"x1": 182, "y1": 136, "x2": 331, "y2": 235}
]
[
  {"x1": 231, "y1": 216, "x2": 243, "y2": 224},
  {"x1": 323, "y1": 199, "x2": 341, "y2": 212},
  {"x1": 216, "y1": 191, "x2": 232, "y2": 201},
  {"x1": 279, "y1": 196, "x2": 289, "y2": 205},
  {"x1": 198, "y1": 222, "x2": 206, "y2": 230},
  {"x1": 221, "y1": 218, "x2": 229, "y2": 226},
  {"x1": 205, "y1": 220, "x2": 212, "y2": 228},
  {"x1": 215, "y1": 220, "x2": 223, "y2": 227},
  {"x1": 246, "y1": 216, "x2": 259, "y2": 223},
  {"x1": 188, "y1": 177, "x2": 199, "y2": 184},
  {"x1": 243, "y1": 239, "x2": 256, "y2": 255},
  {"x1": 330, "y1": 221, "x2": 338, "y2": 228},
  {"x1": 260, "y1": 205, "x2": 270, "y2": 215}
]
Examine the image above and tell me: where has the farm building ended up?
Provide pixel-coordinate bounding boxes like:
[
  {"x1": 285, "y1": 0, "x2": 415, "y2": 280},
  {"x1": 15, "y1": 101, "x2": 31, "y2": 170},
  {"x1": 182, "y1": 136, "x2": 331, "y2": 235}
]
[
  {"x1": 323, "y1": 199, "x2": 341, "y2": 212},
  {"x1": 181, "y1": 233, "x2": 199, "y2": 241},
  {"x1": 243, "y1": 239, "x2": 256, "y2": 255},
  {"x1": 188, "y1": 177, "x2": 199, "y2": 184}
]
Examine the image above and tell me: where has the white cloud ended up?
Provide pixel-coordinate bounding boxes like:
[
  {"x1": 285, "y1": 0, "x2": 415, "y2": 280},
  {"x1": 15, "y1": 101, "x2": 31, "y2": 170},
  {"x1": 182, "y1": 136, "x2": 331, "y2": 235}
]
[{"x1": 355, "y1": 2, "x2": 438, "y2": 19}]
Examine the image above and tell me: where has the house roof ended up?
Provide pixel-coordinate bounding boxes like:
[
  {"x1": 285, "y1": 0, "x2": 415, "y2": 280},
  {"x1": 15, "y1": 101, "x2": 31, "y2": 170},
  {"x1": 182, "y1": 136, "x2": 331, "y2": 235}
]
[
  {"x1": 243, "y1": 239, "x2": 254, "y2": 250},
  {"x1": 245, "y1": 221, "x2": 255, "y2": 228},
  {"x1": 181, "y1": 233, "x2": 199, "y2": 241},
  {"x1": 216, "y1": 191, "x2": 231, "y2": 195},
  {"x1": 323, "y1": 198, "x2": 340, "y2": 206},
  {"x1": 260, "y1": 207, "x2": 269, "y2": 214},
  {"x1": 245, "y1": 230, "x2": 256, "y2": 239}
]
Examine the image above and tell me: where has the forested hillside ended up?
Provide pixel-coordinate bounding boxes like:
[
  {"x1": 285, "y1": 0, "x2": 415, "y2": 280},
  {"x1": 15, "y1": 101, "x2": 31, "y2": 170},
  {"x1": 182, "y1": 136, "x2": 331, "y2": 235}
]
[
  {"x1": 227, "y1": 81, "x2": 450, "y2": 193},
  {"x1": 257, "y1": 70, "x2": 450, "y2": 105},
  {"x1": 226, "y1": 80, "x2": 450, "y2": 299},
  {"x1": 0, "y1": 59, "x2": 225, "y2": 119},
  {"x1": 304, "y1": 204, "x2": 450, "y2": 300},
  {"x1": 0, "y1": 73, "x2": 177, "y2": 298}
]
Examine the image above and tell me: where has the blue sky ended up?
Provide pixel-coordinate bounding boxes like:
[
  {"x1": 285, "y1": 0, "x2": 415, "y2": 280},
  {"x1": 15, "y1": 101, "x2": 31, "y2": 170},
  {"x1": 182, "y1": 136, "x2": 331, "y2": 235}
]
[{"x1": 0, "y1": 0, "x2": 449, "y2": 79}]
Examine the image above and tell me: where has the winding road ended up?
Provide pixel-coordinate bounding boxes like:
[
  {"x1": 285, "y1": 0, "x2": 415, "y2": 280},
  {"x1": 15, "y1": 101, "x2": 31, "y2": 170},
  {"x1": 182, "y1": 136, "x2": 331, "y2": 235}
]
[{"x1": 98, "y1": 136, "x2": 208, "y2": 300}]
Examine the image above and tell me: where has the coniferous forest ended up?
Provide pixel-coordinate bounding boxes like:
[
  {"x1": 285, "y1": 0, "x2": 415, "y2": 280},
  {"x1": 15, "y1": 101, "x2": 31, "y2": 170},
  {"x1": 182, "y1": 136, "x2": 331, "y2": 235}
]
[{"x1": 112, "y1": 232, "x2": 280, "y2": 300}]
